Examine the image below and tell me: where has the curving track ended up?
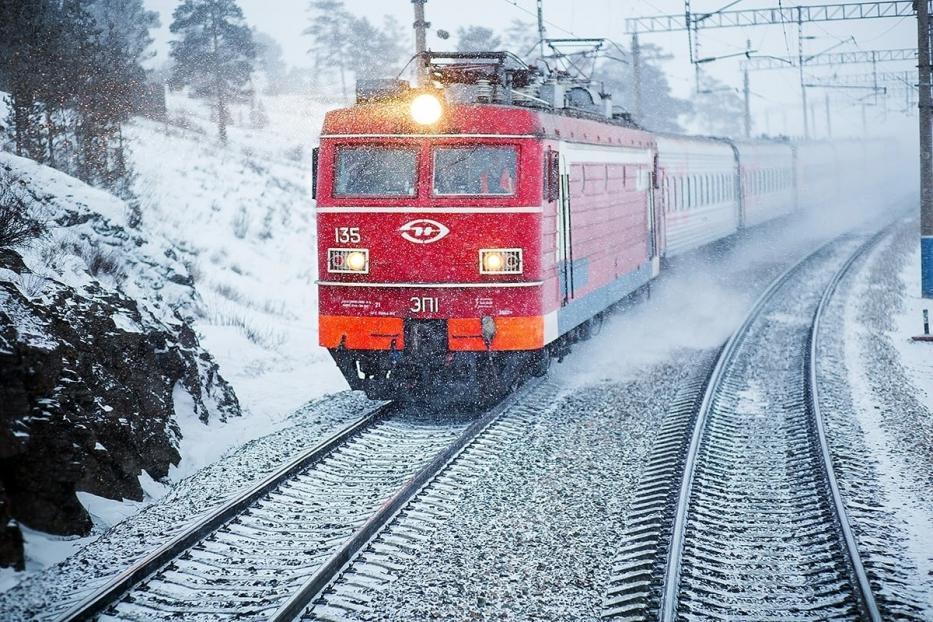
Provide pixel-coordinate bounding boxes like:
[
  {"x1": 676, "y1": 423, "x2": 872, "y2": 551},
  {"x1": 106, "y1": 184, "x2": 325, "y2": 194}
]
[
  {"x1": 659, "y1": 231, "x2": 886, "y2": 621},
  {"x1": 603, "y1": 228, "x2": 890, "y2": 621}
]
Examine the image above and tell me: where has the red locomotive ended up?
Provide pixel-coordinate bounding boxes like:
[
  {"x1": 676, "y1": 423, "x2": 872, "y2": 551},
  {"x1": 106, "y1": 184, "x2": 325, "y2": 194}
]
[{"x1": 313, "y1": 52, "x2": 883, "y2": 402}]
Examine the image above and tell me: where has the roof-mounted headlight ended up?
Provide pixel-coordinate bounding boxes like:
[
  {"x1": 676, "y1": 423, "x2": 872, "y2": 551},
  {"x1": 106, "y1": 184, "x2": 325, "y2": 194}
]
[{"x1": 410, "y1": 93, "x2": 443, "y2": 125}]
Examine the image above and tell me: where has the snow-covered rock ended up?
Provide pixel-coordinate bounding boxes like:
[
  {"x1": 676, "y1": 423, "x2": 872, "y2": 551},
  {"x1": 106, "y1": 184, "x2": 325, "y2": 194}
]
[{"x1": 0, "y1": 152, "x2": 239, "y2": 570}]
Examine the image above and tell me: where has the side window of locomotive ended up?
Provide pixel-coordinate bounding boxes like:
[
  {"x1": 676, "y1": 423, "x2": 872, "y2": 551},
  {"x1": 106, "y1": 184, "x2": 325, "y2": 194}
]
[
  {"x1": 433, "y1": 146, "x2": 518, "y2": 196},
  {"x1": 334, "y1": 146, "x2": 417, "y2": 197}
]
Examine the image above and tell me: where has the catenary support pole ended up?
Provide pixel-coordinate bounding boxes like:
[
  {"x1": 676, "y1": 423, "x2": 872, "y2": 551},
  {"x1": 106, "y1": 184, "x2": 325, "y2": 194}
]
[
  {"x1": 743, "y1": 64, "x2": 751, "y2": 137},
  {"x1": 799, "y1": 8, "x2": 810, "y2": 139},
  {"x1": 743, "y1": 39, "x2": 752, "y2": 138},
  {"x1": 537, "y1": 0, "x2": 546, "y2": 60},
  {"x1": 919, "y1": 0, "x2": 933, "y2": 297},
  {"x1": 633, "y1": 33, "x2": 643, "y2": 122},
  {"x1": 825, "y1": 93, "x2": 832, "y2": 138},
  {"x1": 412, "y1": 0, "x2": 428, "y2": 84}
]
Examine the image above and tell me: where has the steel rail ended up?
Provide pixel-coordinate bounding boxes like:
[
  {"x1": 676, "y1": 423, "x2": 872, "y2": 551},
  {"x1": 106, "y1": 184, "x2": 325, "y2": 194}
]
[
  {"x1": 807, "y1": 230, "x2": 889, "y2": 622},
  {"x1": 58, "y1": 402, "x2": 396, "y2": 622},
  {"x1": 659, "y1": 230, "x2": 883, "y2": 621},
  {"x1": 269, "y1": 377, "x2": 543, "y2": 622}
]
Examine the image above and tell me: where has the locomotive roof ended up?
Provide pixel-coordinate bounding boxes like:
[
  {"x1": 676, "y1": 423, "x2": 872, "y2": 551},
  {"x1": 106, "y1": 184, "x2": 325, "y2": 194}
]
[{"x1": 321, "y1": 101, "x2": 656, "y2": 151}]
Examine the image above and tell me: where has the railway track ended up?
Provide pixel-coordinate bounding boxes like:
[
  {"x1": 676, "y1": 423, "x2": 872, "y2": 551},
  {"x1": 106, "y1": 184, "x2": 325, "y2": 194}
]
[
  {"x1": 60, "y1": 382, "x2": 541, "y2": 622},
  {"x1": 604, "y1": 229, "x2": 888, "y2": 621}
]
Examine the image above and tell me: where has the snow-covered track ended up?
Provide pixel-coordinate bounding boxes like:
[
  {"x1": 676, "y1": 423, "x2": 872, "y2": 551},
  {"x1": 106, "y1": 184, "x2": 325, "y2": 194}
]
[
  {"x1": 59, "y1": 399, "x2": 479, "y2": 622},
  {"x1": 603, "y1": 229, "x2": 889, "y2": 621},
  {"x1": 59, "y1": 402, "x2": 396, "y2": 622},
  {"x1": 60, "y1": 380, "x2": 542, "y2": 622},
  {"x1": 657, "y1": 231, "x2": 886, "y2": 621},
  {"x1": 271, "y1": 378, "x2": 545, "y2": 622}
]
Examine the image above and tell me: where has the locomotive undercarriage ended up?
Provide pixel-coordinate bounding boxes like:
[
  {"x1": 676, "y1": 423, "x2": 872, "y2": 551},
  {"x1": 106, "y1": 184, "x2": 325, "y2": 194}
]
[
  {"x1": 328, "y1": 314, "x2": 615, "y2": 405},
  {"x1": 329, "y1": 319, "x2": 548, "y2": 405}
]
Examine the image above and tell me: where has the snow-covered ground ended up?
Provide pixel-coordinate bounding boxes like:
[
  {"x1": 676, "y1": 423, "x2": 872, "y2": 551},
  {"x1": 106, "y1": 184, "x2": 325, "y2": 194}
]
[
  {"x1": 841, "y1": 224, "x2": 933, "y2": 615},
  {"x1": 893, "y1": 246, "x2": 933, "y2": 404},
  {"x1": 128, "y1": 93, "x2": 349, "y2": 433}
]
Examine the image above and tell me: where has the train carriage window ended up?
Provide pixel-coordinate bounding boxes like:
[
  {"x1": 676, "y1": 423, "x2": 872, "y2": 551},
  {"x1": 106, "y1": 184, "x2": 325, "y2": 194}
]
[
  {"x1": 335, "y1": 146, "x2": 418, "y2": 197},
  {"x1": 433, "y1": 146, "x2": 518, "y2": 196}
]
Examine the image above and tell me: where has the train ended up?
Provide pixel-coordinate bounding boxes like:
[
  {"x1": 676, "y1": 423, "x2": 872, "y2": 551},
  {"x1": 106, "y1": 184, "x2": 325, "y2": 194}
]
[{"x1": 313, "y1": 51, "x2": 891, "y2": 403}]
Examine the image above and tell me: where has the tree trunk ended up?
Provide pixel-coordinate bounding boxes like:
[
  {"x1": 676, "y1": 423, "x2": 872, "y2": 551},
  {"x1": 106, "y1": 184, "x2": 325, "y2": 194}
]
[
  {"x1": 12, "y1": 90, "x2": 27, "y2": 157},
  {"x1": 45, "y1": 107, "x2": 55, "y2": 167},
  {"x1": 210, "y1": 4, "x2": 227, "y2": 144}
]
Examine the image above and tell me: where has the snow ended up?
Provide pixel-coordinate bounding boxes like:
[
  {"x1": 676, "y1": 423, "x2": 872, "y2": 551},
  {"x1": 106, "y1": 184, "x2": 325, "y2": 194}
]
[
  {"x1": 109, "y1": 311, "x2": 141, "y2": 333},
  {"x1": 75, "y1": 492, "x2": 148, "y2": 529},
  {"x1": 0, "y1": 392, "x2": 376, "y2": 619},
  {"x1": 844, "y1": 231, "x2": 933, "y2": 615},
  {"x1": 125, "y1": 93, "x2": 348, "y2": 424},
  {"x1": 892, "y1": 247, "x2": 933, "y2": 406},
  {"x1": 561, "y1": 212, "x2": 865, "y2": 387},
  {"x1": 168, "y1": 381, "x2": 279, "y2": 481}
]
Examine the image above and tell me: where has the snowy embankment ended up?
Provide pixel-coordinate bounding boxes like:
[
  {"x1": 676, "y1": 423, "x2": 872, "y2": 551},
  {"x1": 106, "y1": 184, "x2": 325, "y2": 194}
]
[
  {"x1": 0, "y1": 92, "x2": 353, "y2": 592},
  {"x1": 841, "y1": 223, "x2": 933, "y2": 615},
  {"x1": 0, "y1": 151, "x2": 238, "y2": 589},
  {"x1": 126, "y1": 93, "x2": 347, "y2": 432}
]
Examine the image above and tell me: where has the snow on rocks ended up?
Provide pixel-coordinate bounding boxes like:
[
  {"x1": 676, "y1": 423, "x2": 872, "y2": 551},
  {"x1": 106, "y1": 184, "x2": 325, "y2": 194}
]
[
  {"x1": 0, "y1": 152, "x2": 237, "y2": 580},
  {"x1": 0, "y1": 390, "x2": 375, "y2": 620}
]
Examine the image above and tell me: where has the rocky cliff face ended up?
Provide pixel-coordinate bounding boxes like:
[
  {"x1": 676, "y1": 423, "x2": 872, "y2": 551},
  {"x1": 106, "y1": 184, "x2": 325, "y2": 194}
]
[{"x1": 0, "y1": 154, "x2": 239, "y2": 570}]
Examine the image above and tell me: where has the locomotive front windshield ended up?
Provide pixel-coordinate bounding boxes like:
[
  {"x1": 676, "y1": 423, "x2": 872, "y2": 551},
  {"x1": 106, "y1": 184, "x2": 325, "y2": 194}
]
[
  {"x1": 433, "y1": 146, "x2": 517, "y2": 196},
  {"x1": 335, "y1": 146, "x2": 417, "y2": 197}
]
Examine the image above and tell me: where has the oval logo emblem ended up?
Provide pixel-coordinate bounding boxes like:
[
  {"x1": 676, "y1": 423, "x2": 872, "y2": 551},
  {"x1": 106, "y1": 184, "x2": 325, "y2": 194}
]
[{"x1": 399, "y1": 219, "x2": 450, "y2": 244}]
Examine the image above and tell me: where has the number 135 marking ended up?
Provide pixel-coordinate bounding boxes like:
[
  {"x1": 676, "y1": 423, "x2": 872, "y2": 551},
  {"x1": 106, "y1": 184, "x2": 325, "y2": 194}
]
[{"x1": 335, "y1": 227, "x2": 360, "y2": 243}]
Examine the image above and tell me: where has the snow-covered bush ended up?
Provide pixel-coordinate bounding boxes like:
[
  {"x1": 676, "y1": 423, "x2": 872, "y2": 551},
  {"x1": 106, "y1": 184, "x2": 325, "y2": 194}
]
[{"x1": 0, "y1": 173, "x2": 44, "y2": 249}]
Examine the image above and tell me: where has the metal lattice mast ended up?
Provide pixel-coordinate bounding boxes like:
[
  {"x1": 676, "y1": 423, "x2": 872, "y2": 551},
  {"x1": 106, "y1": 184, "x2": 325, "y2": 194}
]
[
  {"x1": 744, "y1": 47, "x2": 917, "y2": 69},
  {"x1": 919, "y1": 0, "x2": 933, "y2": 297},
  {"x1": 626, "y1": 1, "x2": 921, "y2": 33}
]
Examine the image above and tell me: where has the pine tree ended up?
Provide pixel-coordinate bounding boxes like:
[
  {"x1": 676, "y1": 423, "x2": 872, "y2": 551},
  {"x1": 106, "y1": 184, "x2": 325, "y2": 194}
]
[
  {"x1": 1, "y1": 0, "x2": 155, "y2": 198},
  {"x1": 503, "y1": 19, "x2": 540, "y2": 62},
  {"x1": 253, "y1": 29, "x2": 287, "y2": 94},
  {"x1": 169, "y1": 0, "x2": 256, "y2": 144},
  {"x1": 304, "y1": 0, "x2": 352, "y2": 98},
  {"x1": 456, "y1": 26, "x2": 502, "y2": 53},
  {"x1": 86, "y1": 0, "x2": 160, "y2": 118},
  {"x1": 689, "y1": 73, "x2": 745, "y2": 137},
  {"x1": 345, "y1": 16, "x2": 406, "y2": 82},
  {"x1": 595, "y1": 43, "x2": 692, "y2": 133},
  {"x1": 0, "y1": 0, "x2": 56, "y2": 161}
]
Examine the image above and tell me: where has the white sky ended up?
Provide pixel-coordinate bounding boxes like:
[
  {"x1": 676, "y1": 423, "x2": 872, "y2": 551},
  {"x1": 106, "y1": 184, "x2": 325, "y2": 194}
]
[{"x1": 143, "y1": 0, "x2": 921, "y2": 138}]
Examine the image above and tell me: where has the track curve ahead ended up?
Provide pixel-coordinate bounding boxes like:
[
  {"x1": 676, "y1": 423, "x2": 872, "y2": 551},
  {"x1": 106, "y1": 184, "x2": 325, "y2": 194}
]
[{"x1": 660, "y1": 231, "x2": 886, "y2": 621}]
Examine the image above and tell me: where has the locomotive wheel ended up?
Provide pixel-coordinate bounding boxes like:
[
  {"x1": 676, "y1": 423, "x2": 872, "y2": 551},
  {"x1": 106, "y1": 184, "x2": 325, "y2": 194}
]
[
  {"x1": 530, "y1": 350, "x2": 551, "y2": 377},
  {"x1": 589, "y1": 313, "x2": 606, "y2": 337}
]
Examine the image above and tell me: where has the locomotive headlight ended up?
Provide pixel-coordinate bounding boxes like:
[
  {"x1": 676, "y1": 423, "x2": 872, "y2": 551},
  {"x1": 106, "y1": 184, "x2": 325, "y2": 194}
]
[
  {"x1": 328, "y1": 248, "x2": 369, "y2": 273},
  {"x1": 483, "y1": 252, "x2": 504, "y2": 272},
  {"x1": 346, "y1": 251, "x2": 367, "y2": 271},
  {"x1": 410, "y1": 93, "x2": 443, "y2": 125},
  {"x1": 480, "y1": 249, "x2": 523, "y2": 275}
]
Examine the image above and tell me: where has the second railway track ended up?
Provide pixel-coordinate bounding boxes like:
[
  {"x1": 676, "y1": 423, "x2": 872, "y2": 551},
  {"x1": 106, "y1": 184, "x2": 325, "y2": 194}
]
[
  {"x1": 605, "y1": 228, "x2": 889, "y2": 621},
  {"x1": 664, "y1": 232, "x2": 884, "y2": 620}
]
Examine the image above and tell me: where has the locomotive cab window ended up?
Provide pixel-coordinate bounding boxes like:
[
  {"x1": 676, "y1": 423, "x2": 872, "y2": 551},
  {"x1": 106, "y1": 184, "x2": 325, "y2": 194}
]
[
  {"x1": 334, "y1": 146, "x2": 417, "y2": 197},
  {"x1": 433, "y1": 146, "x2": 518, "y2": 196}
]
